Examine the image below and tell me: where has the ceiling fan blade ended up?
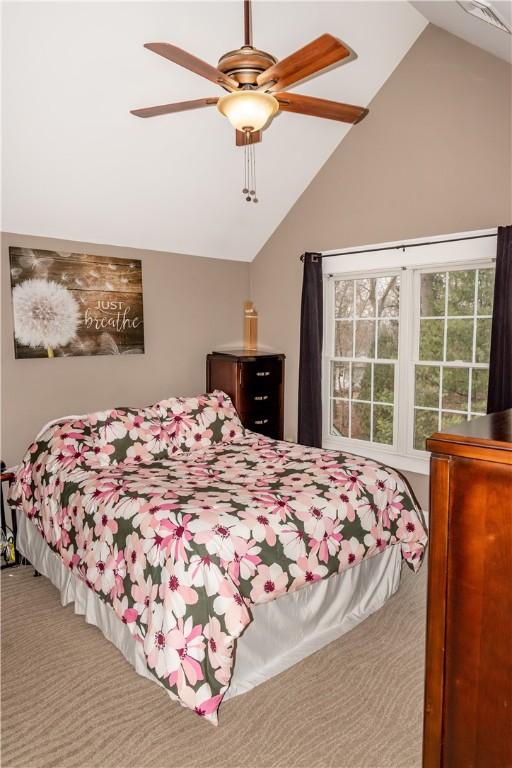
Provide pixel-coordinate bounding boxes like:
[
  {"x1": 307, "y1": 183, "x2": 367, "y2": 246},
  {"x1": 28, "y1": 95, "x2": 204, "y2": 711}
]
[
  {"x1": 275, "y1": 93, "x2": 368, "y2": 124},
  {"x1": 256, "y1": 34, "x2": 351, "y2": 92},
  {"x1": 144, "y1": 42, "x2": 239, "y2": 91},
  {"x1": 130, "y1": 97, "x2": 219, "y2": 118}
]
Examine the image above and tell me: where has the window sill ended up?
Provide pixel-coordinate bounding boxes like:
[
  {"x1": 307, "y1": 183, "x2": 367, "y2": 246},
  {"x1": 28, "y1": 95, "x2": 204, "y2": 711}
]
[{"x1": 322, "y1": 436, "x2": 431, "y2": 476}]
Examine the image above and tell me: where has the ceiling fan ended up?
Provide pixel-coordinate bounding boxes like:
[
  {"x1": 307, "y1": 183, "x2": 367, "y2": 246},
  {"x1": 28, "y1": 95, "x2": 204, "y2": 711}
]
[{"x1": 131, "y1": 0, "x2": 369, "y2": 201}]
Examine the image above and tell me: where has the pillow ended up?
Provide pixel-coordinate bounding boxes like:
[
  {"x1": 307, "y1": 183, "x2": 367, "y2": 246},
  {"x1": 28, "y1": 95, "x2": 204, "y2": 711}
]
[
  {"x1": 87, "y1": 405, "x2": 179, "y2": 465},
  {"x1": 164, "y1": 390, "x2": 245, "y2": 453},
  {"x1": 84, "y1": 390, "x2": 244, "y2": 465}
]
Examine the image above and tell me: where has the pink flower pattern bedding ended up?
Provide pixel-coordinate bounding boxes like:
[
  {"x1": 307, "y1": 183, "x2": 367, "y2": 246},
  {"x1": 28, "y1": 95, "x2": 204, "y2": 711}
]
[{"x1": 9, "y1": 391, "x2": 427, "y2": 724}]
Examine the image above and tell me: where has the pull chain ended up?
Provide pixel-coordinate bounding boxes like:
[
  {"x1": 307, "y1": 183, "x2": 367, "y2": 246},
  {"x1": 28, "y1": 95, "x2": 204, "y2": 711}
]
[{"x1": 241, "y1": 131, "x2": 258, "y2": 203}]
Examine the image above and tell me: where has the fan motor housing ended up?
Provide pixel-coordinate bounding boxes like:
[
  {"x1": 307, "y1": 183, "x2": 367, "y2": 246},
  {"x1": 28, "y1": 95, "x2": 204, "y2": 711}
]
[{"x1": 217, "y1": 46, "x2": 277, "y2": 86}]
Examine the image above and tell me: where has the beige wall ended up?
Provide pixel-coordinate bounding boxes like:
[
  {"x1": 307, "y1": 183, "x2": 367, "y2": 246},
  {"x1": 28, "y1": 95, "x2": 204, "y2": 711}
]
[
  {"x1": 249, "y1": 25, "x2": 512, "y2": 508},
  {"x1": 1, "y1": 233, "x2": 249, "y2": 466}
]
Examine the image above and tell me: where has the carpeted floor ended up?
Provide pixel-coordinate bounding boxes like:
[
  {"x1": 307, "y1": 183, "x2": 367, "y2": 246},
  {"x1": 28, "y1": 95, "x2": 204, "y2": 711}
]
[{"x1": 1, "y1": 564, "x2": 427, "y2": 768}]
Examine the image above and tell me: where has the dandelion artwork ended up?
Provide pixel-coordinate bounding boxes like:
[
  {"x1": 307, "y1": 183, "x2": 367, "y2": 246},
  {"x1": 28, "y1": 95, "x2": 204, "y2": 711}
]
[
  {"x1": 9, "y1": 248, "x2": 144, "y2": 359},
  {"x1": 13, "y1": 278, "x2": 79, "y2": 358}
]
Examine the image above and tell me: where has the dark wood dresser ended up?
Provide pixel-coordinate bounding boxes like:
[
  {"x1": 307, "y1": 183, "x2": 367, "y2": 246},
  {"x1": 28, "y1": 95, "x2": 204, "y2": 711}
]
[
  {"x1": 423, "y1": 410, "x2": 512, "y2": 768},
  {"x1": 206, "y1": 350, "x2": 285, "y2": 440}
]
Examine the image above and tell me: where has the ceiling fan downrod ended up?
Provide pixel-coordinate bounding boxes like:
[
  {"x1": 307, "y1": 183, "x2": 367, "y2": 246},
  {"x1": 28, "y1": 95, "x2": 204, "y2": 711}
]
[{"x1": 244, "y1": 0, "x2": 252, "y2": 47}]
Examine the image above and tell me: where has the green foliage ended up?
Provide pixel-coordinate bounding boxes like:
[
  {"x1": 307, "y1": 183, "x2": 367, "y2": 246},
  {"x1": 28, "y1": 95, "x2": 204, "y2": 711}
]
[
  {"x1": 414, "y1": 409, "x2": 439, "y2": 450},
  {"x1": 448, "y1": 270, "x2": 475, "y2": 316},
  {"x1": 374, "y1": 364, "x2": 394, "y2": 403},
  {"x1": 374, "y1": 405, "x2": 393, "y2": 444},
  {"x1": 446, "y1": 319, "x2": 473, "y2": 362},
  {"x1": 415, "y1": 366, "x2": 440, "y2": 408},
  {"x1": 442, "y1": 367, "x2": 469, "y2": 411},
  {"x1": 476, "y1": 318, "x2": 491, "y2": 363},
  {"x1": 419, "y1": 319, "x2": 444, "y2": 361},
  {"x1": 420, "y1": 273, "x2": 446, "y2": 316},
  {"x1": 477, "y1": 269, "x2": 495, "y2": 314},
  {"x1": 471, "y1": 369, "x2": 489, "y2": 412}
]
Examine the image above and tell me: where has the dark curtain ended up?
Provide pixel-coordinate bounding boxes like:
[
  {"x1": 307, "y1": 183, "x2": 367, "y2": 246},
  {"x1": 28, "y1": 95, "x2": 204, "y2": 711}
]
[
  {"x1": 487, "y1": 225, "x2": 512, "y2": 414},
  {"x1": 298, "y1": 252, "x2": 323, "y2": 447}
]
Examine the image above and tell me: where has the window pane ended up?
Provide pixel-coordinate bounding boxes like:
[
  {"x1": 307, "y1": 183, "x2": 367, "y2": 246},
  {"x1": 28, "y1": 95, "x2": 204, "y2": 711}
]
[
  {"x1": 352, "y1": 363, "x2": 371, "y2": 401},
  {"x1": 373, "y1": 404, "x2": 394, "y2": 445},
  {"x1": 335, "y1": 281, "x2": 354, "y2": 318},
  {"x1": 475, "y1": 318, "x2": 492, "y2": 363},
  {"x1": 355, "y1": 320, "x2": 375, "y2": 358},
  {"x1": 415, "y1": 365, "x2": 440, "y2": 408},
  {"x1": 355, "y1": 278, "x2": 376, "y2": 317},
  {"x1": 351, "y1": 402, "x2": 371, "y2": 441},
  {"x1": 448, "y1": 270, "x2": 475, "y2": 316},
  {"x1": 477, "y1": 269, "x2": 494, "y2": 315},
  {"x1": 374, "y1": 363, "x2": 394, "y2": 404},
  {"x1": 331, "y1": 400, "x2": 349, "y2": 437},
  {"x1": 419, "y1": 319, "x2": 444, "y2": 361},
  {"x1": 377, "y1": 319, "x2": 398, "y2": 359},
  {"x1": 331, "y1": 362, "x2": 350, "y2": 399},
  {"x1": 377, "y1": 276, "x2": 400, "y2": 317},
  {"x1": 442, "y1": 367, "x2": 469, "y2": 411},
  {"x1": 471, "y1": 368, "x2": 489, "y2": 413},
  {"x1": 420, "y1": 272, "x2": 446, "y2": 316},
  {"x1": 414, "y1": 409, "x2": 438, "y2": 450},
  {"x1": 446, "y1": 319, "x2": 473, "y2": 362},
  {"x1": 441, "y1": 411, "x2": 468, "y2": 431},
  {"x1": 335, "y1": 320, "x2": 353, "y2": 357}
]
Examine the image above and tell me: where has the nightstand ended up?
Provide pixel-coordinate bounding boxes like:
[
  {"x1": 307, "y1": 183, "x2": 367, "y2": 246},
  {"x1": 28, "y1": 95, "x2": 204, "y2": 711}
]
[{"x1": 206, "y1": 350, "x2": 285, "y2": 440}]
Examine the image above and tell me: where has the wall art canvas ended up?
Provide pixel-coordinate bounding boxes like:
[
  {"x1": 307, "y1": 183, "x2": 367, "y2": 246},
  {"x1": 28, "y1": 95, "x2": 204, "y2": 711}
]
[{"x1": 9, "y1": 248, "x2": 144, "y2": 359}]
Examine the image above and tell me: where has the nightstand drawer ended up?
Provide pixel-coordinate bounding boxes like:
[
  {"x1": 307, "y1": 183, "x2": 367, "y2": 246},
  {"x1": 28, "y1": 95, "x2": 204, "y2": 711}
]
[
  {"x1": 244, "y1": 411, "x2": 281, "y2": 439},
  {"x1": 239, "y1": 397, "x2": 278, "y2": 421},
  {"x1": 241, "y1": 358, "x2": 282, "y2": 390},
  {"x1": 247, "y1": 392, "x2": 277, "y2": 408}
]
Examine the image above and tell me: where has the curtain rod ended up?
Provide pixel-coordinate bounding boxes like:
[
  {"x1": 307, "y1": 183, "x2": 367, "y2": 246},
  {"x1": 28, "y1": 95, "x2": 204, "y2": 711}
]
[{"x1": 299, "y1": 232, "x2": 497, "y2": 261}]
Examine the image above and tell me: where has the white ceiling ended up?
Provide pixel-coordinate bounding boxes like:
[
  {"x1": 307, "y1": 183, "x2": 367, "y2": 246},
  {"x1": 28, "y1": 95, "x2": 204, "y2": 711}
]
[
  {"x1": 2, "y1": 1, "x2": 427, "y2": 262},
  {"x1": 411, "y1": 1, "x2": 512, "y2": 62}
]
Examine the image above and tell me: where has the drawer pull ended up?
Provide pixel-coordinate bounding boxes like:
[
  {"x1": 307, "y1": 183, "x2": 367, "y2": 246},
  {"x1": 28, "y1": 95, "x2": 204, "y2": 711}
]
[
  {"x1": 256, "y1": 371, "x2": 270, "y2": 377},
  {"x1": 254, "y1": 419, "x2": 269, "y2": 425},
  {"x1": 254, "y1": 395, "x2": 269, "y2": 401}
]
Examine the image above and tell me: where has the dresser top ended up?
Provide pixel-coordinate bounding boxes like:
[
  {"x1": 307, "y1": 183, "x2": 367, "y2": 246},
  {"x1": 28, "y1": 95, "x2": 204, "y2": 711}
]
[
  {"x1": 209, "y1": 349, "x2": 285, "y2": 360},
  {"x1": 427, "y1": 409, "x2": 512, "y2": 458}
]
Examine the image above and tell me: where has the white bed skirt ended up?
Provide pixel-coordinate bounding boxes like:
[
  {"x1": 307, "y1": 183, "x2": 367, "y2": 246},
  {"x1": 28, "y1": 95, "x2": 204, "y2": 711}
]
[{"x1": 17, "y1": 513, "x2": 402, "y2": 706}]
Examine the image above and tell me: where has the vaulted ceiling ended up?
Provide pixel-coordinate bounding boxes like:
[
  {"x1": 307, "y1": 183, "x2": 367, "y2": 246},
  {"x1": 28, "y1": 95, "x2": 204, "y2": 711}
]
[{"x1": 2, "y1": 1, "x2": 427, "y2": 262}]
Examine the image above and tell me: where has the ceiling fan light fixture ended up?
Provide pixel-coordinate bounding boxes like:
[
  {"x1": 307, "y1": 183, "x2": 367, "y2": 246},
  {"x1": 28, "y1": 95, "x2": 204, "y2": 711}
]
[{"x1": 217, "y1": 90, "x2": 278, "y2": 132}]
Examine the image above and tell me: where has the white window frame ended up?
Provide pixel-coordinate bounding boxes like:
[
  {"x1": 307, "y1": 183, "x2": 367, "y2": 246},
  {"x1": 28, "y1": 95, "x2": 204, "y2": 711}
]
[
  {"x1": 324, "y1": 267, "x2": 401, "y2": 450},
  {"x1": 322, "y1": 229, "x2": 497, "y2": 475}
]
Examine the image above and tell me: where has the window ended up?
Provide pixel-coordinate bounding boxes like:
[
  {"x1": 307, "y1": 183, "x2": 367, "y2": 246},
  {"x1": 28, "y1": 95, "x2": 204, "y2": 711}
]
[
  {"x1": 330, "y1": 273, "x2": 400, "y2": 446},
  {"x1": 413, "y1": 266, "x2": 494, "y2": 450},
  {"x1": 323, "y1": 231, "x2": 496, "y2": 474}
]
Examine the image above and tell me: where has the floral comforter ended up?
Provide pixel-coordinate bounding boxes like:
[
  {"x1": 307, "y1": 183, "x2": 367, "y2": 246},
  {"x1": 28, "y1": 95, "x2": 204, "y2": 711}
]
[{"x1": 9, "y1": 391, "x2": 427, "y2": 724}]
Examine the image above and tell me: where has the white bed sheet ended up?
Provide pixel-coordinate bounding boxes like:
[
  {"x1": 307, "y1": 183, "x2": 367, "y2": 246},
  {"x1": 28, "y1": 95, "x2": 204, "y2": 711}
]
[{"x1": 17, "y1": 513, "x2": 402, "y2": 705}]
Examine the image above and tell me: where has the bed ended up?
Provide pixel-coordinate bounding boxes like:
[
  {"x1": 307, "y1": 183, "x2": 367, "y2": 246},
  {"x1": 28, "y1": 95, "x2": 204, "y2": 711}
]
[{"x1": 9, "y1": 390, "x2": 427, "y2": 725}]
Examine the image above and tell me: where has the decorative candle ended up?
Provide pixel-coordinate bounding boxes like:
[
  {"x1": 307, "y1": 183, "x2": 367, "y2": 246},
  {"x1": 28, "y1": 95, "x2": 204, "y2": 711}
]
[{"x1": 244, "y1": 300, "x2": 258, "y2": 351}]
